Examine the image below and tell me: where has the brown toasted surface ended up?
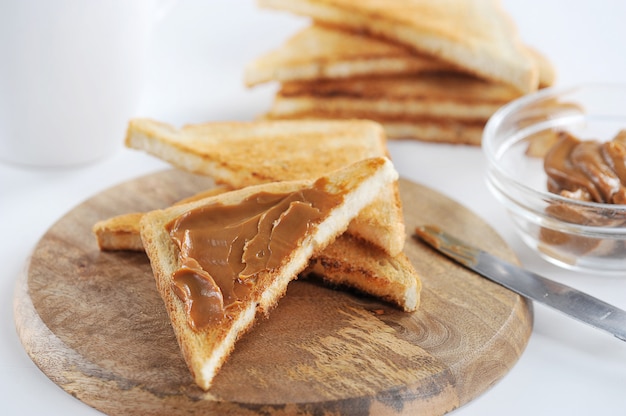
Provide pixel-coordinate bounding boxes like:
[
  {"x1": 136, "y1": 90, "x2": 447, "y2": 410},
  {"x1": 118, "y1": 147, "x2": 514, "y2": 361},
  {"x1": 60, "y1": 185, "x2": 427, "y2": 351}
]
[
  {"x1": 257, "y1": 0, "x2": 539, "y2": 93},
  {"x1": 244, "y1": 24, "x2": 459, "y2": 86},
  {"x1": 92, "y1": 188, "x2": 231, "y2": 252},
  {"x1": 278, "y1": 73, "x2": 521, "y2": 102},
  {"x1": 140, "y1": 157, "x2": 399, "y2": 390},
  {"x1": 126, "y1": 119, "x2": 387, "y2": 188},
  {"x1": 260, "y1": 73, "x2": 515, "y2": 144},
  {"x1": 126, "y1": 118, "x2": 406, "y2": 256},
  {"x1": 304, "y1": 233, "x2": 421, "y2": 311},
  {"x1": 93, "y1": 212, "x2": 144, "y2": 252},
  {"x1": 94, "y1": 187, "x2": 419, "y2": 312},
  {"x1": 267, "y1": 75, "x2": 518, "y2": 123},
  {"x1": 246, "y1": 23, "x2": 555, "y2": 88},
  {"x1": 263, "y1": 113, "x2": 486, "y2": 145}
]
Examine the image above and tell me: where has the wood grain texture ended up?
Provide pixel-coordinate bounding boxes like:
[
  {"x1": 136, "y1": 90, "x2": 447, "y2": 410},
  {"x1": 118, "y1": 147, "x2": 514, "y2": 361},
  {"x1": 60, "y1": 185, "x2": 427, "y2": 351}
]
[{"x1": 13, "y1": 169, "x2": 532, "y2": 415}]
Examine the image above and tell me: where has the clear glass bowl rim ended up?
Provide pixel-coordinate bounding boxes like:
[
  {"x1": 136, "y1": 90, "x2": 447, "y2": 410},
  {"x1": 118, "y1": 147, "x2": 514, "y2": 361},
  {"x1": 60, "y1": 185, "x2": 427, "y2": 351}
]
[{"x1": 482, "y1": 83, "x2": 626, "y2": 216}]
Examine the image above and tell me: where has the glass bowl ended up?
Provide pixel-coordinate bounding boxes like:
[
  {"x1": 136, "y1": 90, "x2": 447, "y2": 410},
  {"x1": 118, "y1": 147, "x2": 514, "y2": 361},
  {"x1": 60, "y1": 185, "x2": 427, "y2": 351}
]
[{"x1": 483, "y1": 84, "x2": 626, "y2": 274}]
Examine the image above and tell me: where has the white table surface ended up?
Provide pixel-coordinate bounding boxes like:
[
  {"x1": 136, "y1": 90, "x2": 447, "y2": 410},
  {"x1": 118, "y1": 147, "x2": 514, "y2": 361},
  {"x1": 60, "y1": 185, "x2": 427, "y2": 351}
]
[{"x1": 2, "y1": 1, "x2": 626, "y2": 414}]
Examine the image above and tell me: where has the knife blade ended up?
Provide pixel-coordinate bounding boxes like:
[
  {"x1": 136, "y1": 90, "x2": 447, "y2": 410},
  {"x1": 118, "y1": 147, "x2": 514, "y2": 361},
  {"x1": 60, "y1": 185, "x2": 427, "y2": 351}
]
[{"x1": 414, "y1": 225, "x2": 626, "y2": 342}]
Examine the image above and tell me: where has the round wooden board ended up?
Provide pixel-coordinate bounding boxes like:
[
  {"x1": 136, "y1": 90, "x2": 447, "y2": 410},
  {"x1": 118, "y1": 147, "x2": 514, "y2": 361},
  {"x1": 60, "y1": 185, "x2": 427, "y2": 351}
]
[{"x1": 14, "y1": 170, "x2": 532, "y2": 416}]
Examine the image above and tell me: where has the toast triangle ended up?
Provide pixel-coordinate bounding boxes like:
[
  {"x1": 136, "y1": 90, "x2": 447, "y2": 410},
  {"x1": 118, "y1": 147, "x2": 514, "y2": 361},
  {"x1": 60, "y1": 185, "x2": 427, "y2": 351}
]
[
  {"x1": 126, "y1": 118, "x2": 406, "y2": 256},
  {"x1": 303, "y1": 233, "x2": 421, "y2": 311},
  {"x1": 261, "y1": 73, "x2": 520, "y2": 144},
  {"x1": 269, "y1": 73, "x2": 522, "y2": 122},
  {"x1": 257, "y1": 0, "x2": 539, "y2": 93},
  {"x1": 244, "y1": 24, "x2": 458, "y2": 87},
  {"x1": 139, "y1": 157, "x2": 398, "y2": 390},
  {"x1": 245, "y1": 24, "x2": 555, "y2": 89},
  {"x1": 93, "y1": 187, "x2": 421, "y2": 312},
  {"x1": 261, "y1": 113, "x2": 486, "y2": 145}
]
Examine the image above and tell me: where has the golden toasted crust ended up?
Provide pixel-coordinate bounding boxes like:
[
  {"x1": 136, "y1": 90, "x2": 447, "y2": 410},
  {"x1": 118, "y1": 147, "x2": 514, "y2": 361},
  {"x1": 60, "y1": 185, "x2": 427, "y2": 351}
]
[
  {"x1": 93, "y1": 211, "x2": 420, "y2": 311},
  {"x1": 278, "y1": 73, "x2": 521, "y2": 102},
  {"x1": 125, "y1": 118, "x2": 406, "y2": 256},
  {"x1": 94, "y1": 185, "x2": 419, "y2": 311},
  {"x1": 267, "y1": 73, "x2": 521, "y2": 123},
  {"x1": 126, "y1": 119, "x2": 387, "y2": 186},
  {"x1": 92, "y1": 188, "x2": 231, "y2": 252},
  {"x1": 93, "y1": 213, "x2": 145, "y2": 251},
  {"x1": 246, "y1": 24, "x2": 555, "y2": 88},
  {"x1": 381, "y1": 119, "x2": 484, "y2": 145},
  {"x1": 303, "y1": 233, "x2": 421, "y2": 312},
  {"x1": 263, "y1": 112, "x2": 485, "y2": 145},
  {"x1": 244, "y1": 24, "x2": 459, "y2": 86},
  {"x1": 258, "y1": 72, "x2": 517, "y2": 145},
  {"x1": 257, "y1": 0, "x2": 539, "y2": 93},
  {"x1": 258, "y1": 109, "x2": 485, "y2": 146},
  {"x1": 140, "y1": 157, "x2": 399, "y2": 390},
  {"x1": 93, "y1": 202, "x2": 421, "y2": 312}
]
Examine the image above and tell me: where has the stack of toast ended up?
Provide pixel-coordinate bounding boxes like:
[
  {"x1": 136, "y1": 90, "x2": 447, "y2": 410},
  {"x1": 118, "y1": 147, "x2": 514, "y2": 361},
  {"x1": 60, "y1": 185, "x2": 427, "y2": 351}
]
[
  {"x1": 94, "y1": 118, "x2": 421, "y2": 390},
  {"x1": 245, "y1": 0, "x2": 556, "y2": 145}
]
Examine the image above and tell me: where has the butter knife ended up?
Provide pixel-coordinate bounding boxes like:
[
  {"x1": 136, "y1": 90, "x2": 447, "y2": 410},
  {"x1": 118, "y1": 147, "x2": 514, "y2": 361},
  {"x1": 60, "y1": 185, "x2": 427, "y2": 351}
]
[{"x1": 414, "y1": 225, "x2": 626, "y2": 342}]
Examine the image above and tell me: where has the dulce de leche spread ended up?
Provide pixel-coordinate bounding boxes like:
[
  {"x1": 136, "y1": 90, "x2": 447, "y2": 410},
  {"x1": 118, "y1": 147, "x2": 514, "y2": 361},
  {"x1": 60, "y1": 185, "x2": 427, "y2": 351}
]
[
  {"x1": 544, "y1": 130, "x2": 626, "y2": 204},
  {"x1": 165, "y1": 181, "x2": 343, "y2": 332},
  {"x1": 540, "y1": 130, "x2": 626, "y2": 256}
]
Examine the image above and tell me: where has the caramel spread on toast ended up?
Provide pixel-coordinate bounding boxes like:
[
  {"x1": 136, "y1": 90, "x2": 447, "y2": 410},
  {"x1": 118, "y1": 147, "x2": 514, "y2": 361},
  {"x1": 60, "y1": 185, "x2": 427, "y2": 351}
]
[{"x1": 166, "y1": 180, "x2": 343, "y2": 331}]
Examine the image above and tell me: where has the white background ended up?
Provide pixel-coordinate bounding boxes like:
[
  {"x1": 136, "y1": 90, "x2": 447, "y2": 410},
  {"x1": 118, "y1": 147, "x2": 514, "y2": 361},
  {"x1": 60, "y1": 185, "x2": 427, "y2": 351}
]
[{"x1": 2, "y1": 1, "x2": 626, "y2": 414}]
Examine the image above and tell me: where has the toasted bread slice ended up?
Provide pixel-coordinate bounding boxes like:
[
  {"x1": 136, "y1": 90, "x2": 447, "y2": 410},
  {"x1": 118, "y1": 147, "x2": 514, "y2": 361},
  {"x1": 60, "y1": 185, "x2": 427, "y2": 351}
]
[
  {"x1": 94, "y1": 212, "x2": 146, "y2": 252},
  {"x1": 303, "y1": 233, "x2": 421, "y2": 312},
  {"x1": 257, "y1": 0, "x2": 539, "y2": 93},
  {"x1": 245, "y1": 24, "x2": 555, "y2": 88},
  {"x1": 126, "y1": 118, "x2": 405, "y2": 256},
  {"x1": 381, "y1": 119, "x2": 484, "y2": 145},
  {"x1": 263, "y1": 113, "x2": 485, "y2": 145},
  {"x1": 244, "y1": 24, "x2": 459, "y2": 87},
  {"x1": 93, "y1": 188, "x2": 421, "y2": 311},
  {"x1": 261, "y1": 73, "x2": 518, "y2": 144},
  {"x1": 93, "y1": 187, "x2": 231, "y2": 251},
  {"x1": 268, "y1": 73, "x2": 521, "y2": 122},
  {"x1": 140, "y1": 157, "x2": 398, "y2": 390},
  {"x1": 527, "y1": 46, "x2": 557, "y2": 89}
]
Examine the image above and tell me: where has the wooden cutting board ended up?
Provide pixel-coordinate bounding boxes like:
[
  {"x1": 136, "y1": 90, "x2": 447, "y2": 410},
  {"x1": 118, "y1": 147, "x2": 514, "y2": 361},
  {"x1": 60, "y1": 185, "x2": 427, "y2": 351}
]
[{"x1": 14, "y1": 170, "x2": 532, "y2": 416}]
